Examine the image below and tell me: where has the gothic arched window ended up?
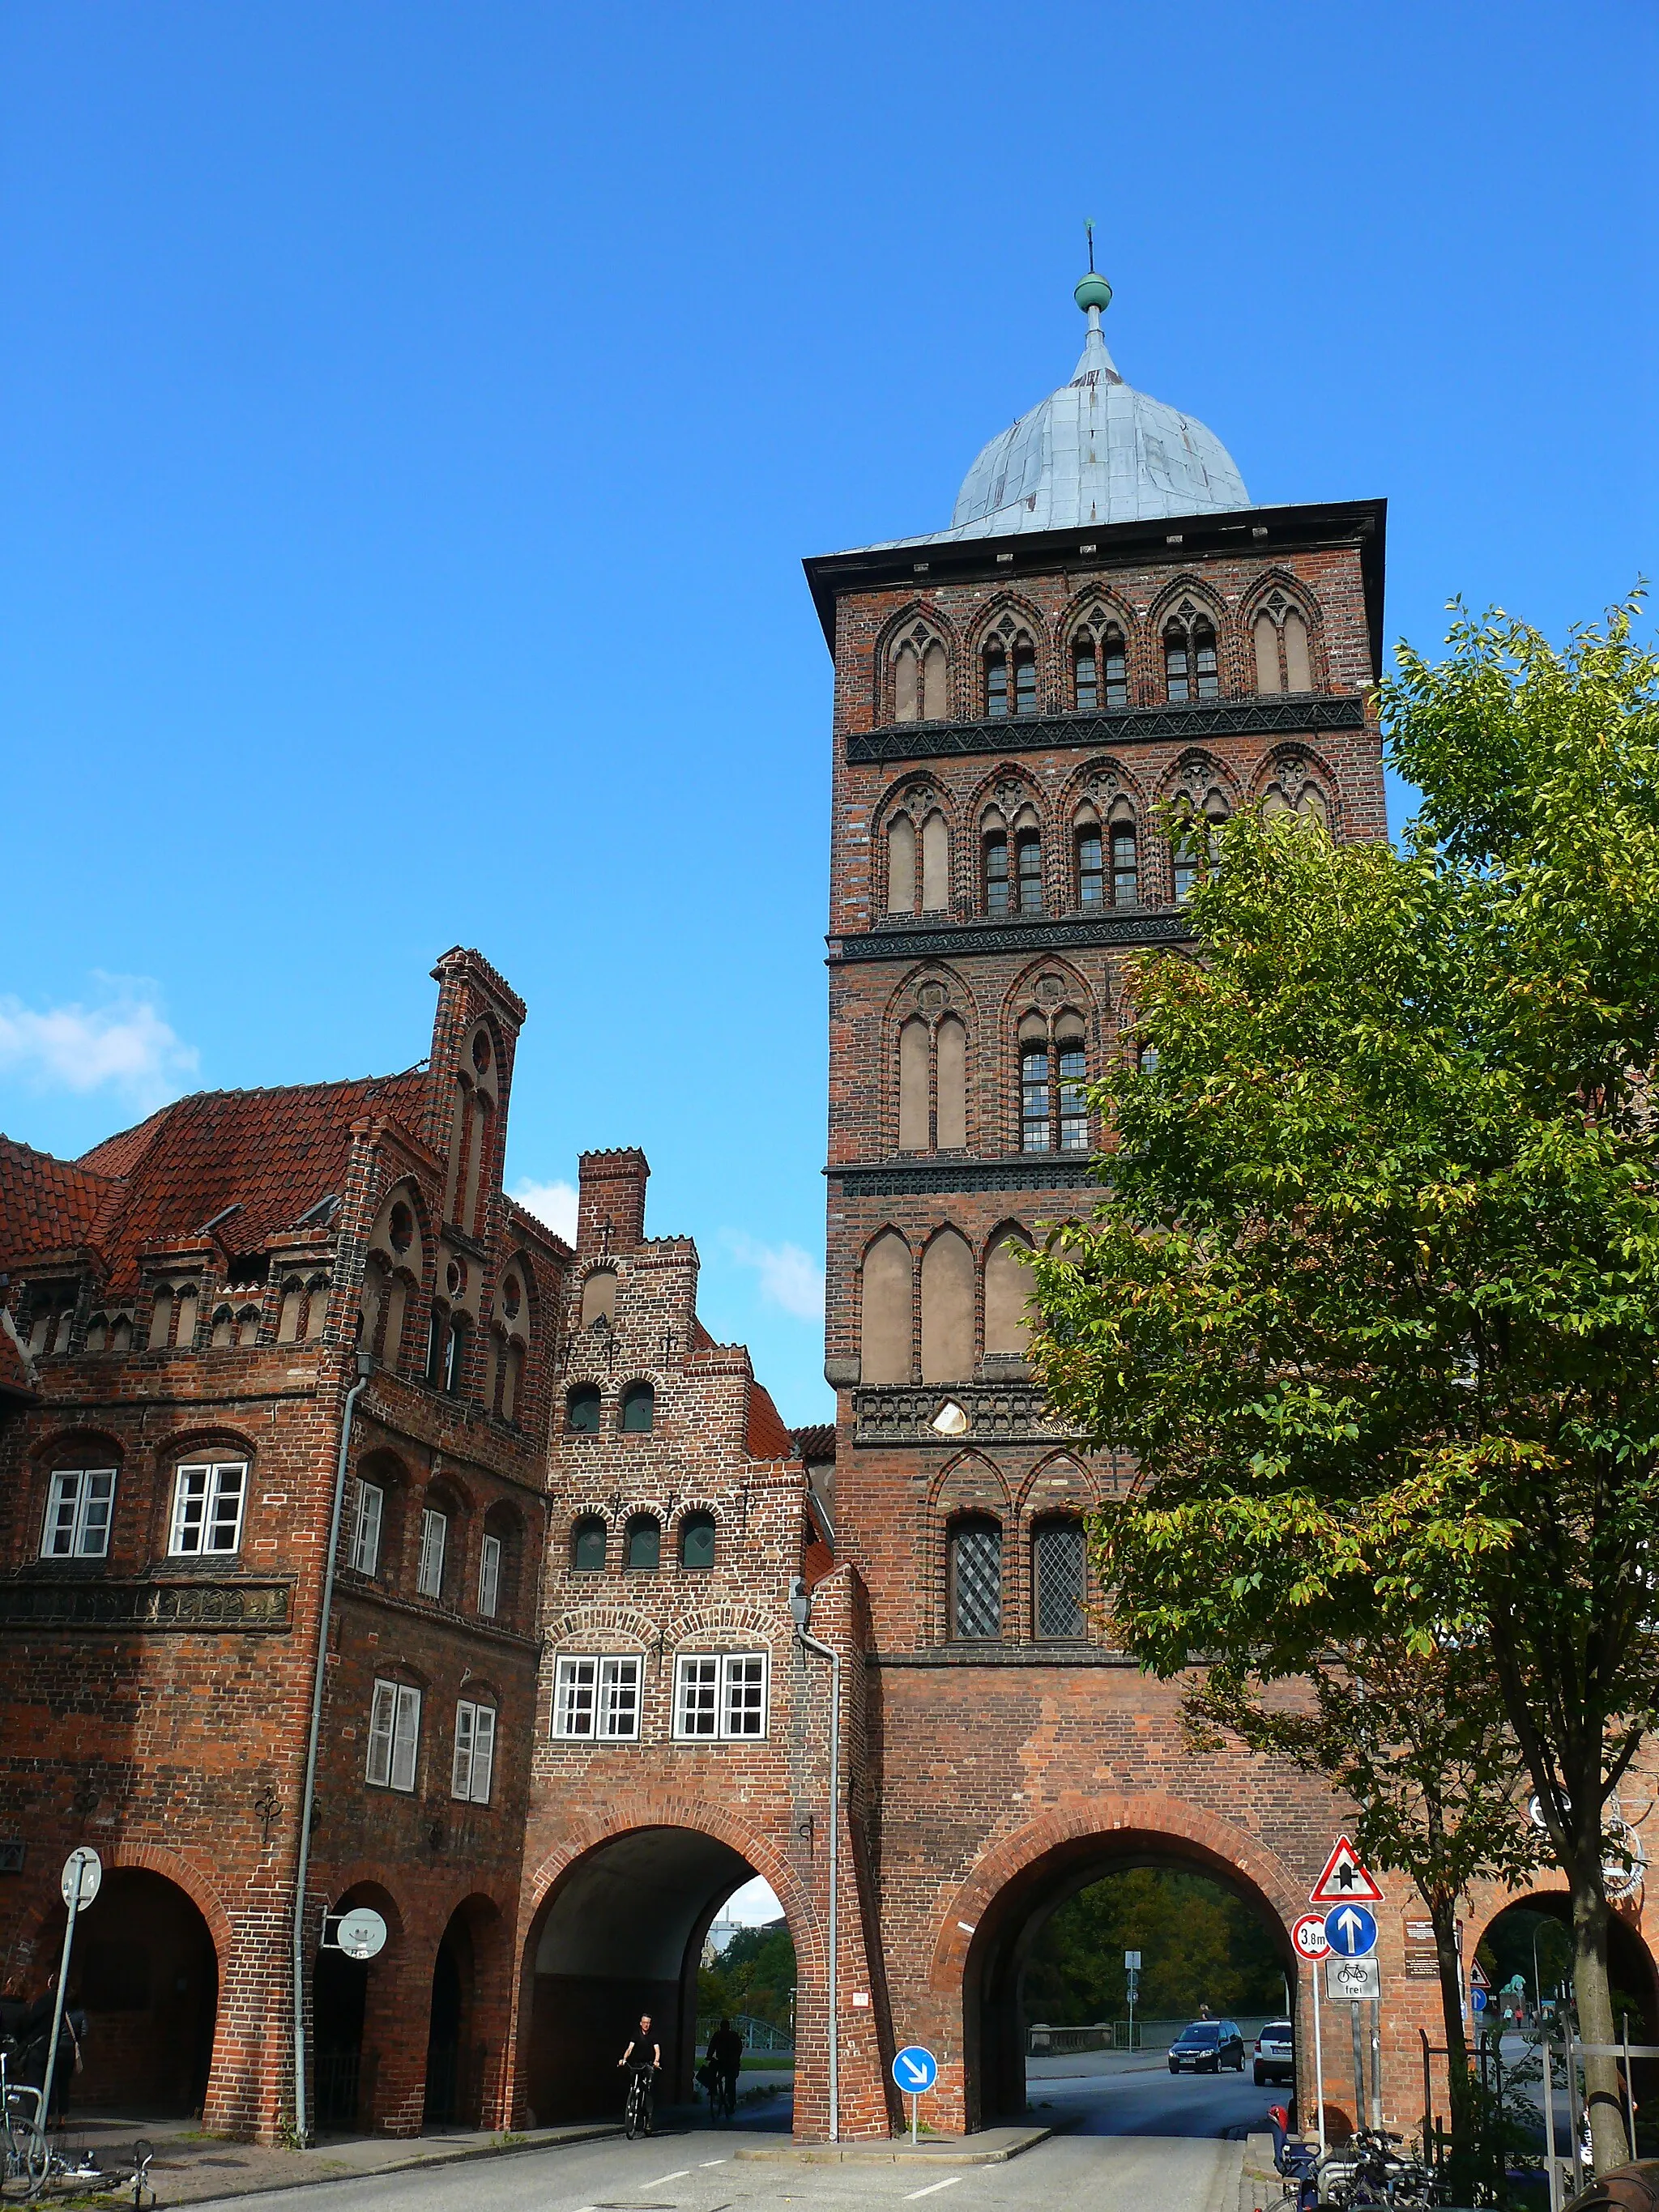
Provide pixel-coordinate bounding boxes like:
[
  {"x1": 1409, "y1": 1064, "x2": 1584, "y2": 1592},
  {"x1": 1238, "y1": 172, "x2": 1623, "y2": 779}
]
[
  {"x1": 984, "y1": 829, "x2": 1010, "y2": 914},
  {"x1": 1253, "y1": 595, "x2": 1315, "y2": 695},
  {"x1": 621, "y1": 1380, "x2": 655, "y2": 1433},
  {"x1": 571, "y1": 1515, "x2": 606, "y2": 1571},
  {"x1": 680, "y1": 1511, "x2": 716, "y2": 1570},
  {"x1": 1034, "y1": 1518, "x2": 1086, "y2": 1639},
  {"x1": 1073, "y1": 621, "x2": 1127, "y2": 711},
  {"x1": 567, "y1": 1383, "x2": 601, "y2": 1434},
  {"x1": 950, "y1": 1516, "x2": 1003, "y2": 1639},
  {"x1": 1164, "y1": 608, "x2": 1220, "y2": 703},
  {"x1": 625, "y1": 1514, "x2": 661, "y2": 1571}
]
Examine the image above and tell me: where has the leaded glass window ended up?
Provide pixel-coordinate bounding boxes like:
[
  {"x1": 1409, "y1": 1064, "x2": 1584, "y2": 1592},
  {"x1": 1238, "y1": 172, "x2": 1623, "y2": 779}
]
[
  {"x1": 1021, "y1": 1046, "x2": 1051, "y2": 1153},
  {"x1": 1034, "y1": 1521, "x2": 1086, "y2": 1639},
  {"x1": 1013, "y1": 651, "x2": 1037, "y2": 715},
  {"x1": 1111, "y1": 825, "x2": 1138, "y2": 905},
  {"x1": 951, "y1": 1519, "x2": 1002, "y2": 1639},
  {"x1": 1102, "y1": 631, "x2": 1128, "y2": 706},
  {"x1": 985, "y1": 833, "x2": 1010, "y2": 915},
  {"x1": 1016, "y1": 833, "x2": 1043, "y2": 913},
  {"x1": 1077, "y1": 829, "x2": 1103, "y2": 906},
  {"x1": 1074, "y1": 641, "x2": 1097, "y2": 712},
  {"x1": 985, "y1": 651, "x2": 1009, "y2": 718},
  {"x1": 1058, "y1": 1042, "x2": 1089, "y2": 1152}
]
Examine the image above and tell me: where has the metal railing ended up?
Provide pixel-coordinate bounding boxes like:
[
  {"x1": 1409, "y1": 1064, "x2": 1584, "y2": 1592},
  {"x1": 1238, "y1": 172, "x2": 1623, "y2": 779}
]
[
  {"x1": 1029, "y1": 2015, "x2": 1281, "y2": 2056},
  {"x1": 695, "y1": 2013, "x2": 795, "y2": 2056}
]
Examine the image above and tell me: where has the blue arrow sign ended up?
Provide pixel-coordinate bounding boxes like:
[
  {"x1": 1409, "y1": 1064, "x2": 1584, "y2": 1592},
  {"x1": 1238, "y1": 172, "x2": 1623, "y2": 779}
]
[
  {"x1": 893, "y1": 2044, "x2": 939, "y2": 2094},
  {"x1": 1324, "y1": 1903, "x2": 1378, "y2": 1958},
  {"x1": 1471, "y1": 1986, "x2": 1488, "y2": 2014}
]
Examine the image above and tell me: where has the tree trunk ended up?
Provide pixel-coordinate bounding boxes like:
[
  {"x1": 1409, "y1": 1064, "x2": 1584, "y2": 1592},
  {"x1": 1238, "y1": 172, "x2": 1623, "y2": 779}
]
[
  {"x1": 1430, "y1": 1890, "x2": 1477, "y2": 2197},
  {"x1": 1571, "y1": 1868, "x2": 1630, "y2": 2175}
]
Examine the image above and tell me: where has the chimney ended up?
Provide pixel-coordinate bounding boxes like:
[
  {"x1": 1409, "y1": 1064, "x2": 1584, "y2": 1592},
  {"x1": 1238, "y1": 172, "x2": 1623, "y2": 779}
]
[{"x1": 577, "y1": 1149, "x2": 649, "y2": 1255}]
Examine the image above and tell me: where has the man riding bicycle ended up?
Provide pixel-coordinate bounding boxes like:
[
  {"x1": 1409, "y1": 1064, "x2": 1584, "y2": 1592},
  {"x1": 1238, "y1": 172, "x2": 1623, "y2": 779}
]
[
  {"x1": 704, "y1": 2017, "x2": 743, "y2": 2121},
  {"x1": 618, "y1": 2014, "x2": 660, "y2": 2138}
]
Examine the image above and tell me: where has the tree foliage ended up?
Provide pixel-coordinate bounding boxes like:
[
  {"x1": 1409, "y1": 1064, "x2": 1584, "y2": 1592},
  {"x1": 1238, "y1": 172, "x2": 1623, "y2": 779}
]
[
  {"x1": 1021, "y1": 1868, "x2": 1285, "y2": 2025},
  {"x1": 1026, "y1": 598, "x2": 1659, "y2": 2173}
]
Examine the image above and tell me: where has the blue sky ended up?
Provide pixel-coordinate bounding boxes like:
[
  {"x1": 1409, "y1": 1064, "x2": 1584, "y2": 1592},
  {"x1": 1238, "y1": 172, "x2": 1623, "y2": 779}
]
[{"x1": 2, "y1": 2, "x2": 1654, "y2": 1424}]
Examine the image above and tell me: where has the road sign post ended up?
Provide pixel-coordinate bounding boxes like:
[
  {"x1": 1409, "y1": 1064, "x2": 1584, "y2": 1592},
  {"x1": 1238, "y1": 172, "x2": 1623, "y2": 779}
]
[
  {"x1": 892, "y1": 2045, "x2": 938, "y2": 2146},
  {"x1": 1124, "y1": 1950, "x2": 1141, "y2": 2050},
  {"x1": 41, "y1": 1848, "x2": 102, "y2": 2137}
]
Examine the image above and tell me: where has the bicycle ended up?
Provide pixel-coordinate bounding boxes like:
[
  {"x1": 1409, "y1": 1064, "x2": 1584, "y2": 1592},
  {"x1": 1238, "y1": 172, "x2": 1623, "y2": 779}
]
[
  {"x1": 624, "y1": 2062, "x2": 657, "y2": 2141},
  {"x1": 710, "y1": 2069, "x2": 737, "y2": 2124}
]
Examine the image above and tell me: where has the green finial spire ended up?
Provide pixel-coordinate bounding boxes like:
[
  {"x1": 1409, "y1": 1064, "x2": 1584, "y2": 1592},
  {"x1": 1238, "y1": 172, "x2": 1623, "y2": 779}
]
[{"x1": 1074, "y1": 221, "x2": 1111, "y2": 315}]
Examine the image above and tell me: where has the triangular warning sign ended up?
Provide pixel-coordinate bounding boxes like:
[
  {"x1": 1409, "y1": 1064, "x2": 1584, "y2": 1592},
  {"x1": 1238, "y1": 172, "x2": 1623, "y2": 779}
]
[
  {"x1": 1469, "y1": 1959, "x2": 1491, "y2": 1990},
  {"x1": 1309, "y1": 1835, "x2": 1385, "y2": 1907}
]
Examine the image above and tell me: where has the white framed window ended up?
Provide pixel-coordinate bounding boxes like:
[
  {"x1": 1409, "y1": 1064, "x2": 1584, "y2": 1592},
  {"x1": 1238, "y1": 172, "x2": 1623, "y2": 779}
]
[
  {"x1": 451, "y1": 1699, "x2": 497, "y2": 1803},
  {"x1": 479, "y1": 1532, "x2": 502, "y2": 1620},
  {"x1": 675, "y1": 1654, "x2": 720, "y2": 1738},
  {"x1": 417, "y1": 1507, "x2": 447, "y2": 1599},
  {"x1": 169, "y1": 1460, "x2": 248, "y2": 1556},
  {"x1": 366, "y1": 1678, "x2": 421, "y2": 1791},
  {"x1": 41, "y1": 1468, "x2": 117, "y2": 1559},
  {"x1": 350, "y1": 1479, "x2": 384, "y2": 1576},
  {"x1": 673, "y1": 1652, "x2": 770, "y2": 1741},
  {"x1": 552, "y1": 1654, "x2": 641, "y2": 1740}
]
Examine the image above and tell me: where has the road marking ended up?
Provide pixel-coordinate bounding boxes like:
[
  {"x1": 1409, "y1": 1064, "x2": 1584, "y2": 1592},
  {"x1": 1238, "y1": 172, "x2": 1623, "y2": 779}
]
[
  {"x1": 643, "y1": 2174, "x2": 691, "y2": 2189},
  {"x1": 904, "y1": 2180, "x2": 965, "y2": 2201},
  {"x1": 700, "y1": 2159, "x2": 730, "y2": 2167}
]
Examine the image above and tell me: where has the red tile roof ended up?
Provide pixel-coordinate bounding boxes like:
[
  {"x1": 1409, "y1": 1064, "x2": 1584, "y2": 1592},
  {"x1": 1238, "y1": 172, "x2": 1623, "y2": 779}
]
[
  {"x1": 1, "y1": 1069, "x2": 429, "y2": 1291},
  {"x1": 745, "y1": 1380, "x2": 796, "y2": 1461},
  {"x1": 0, "y1": 1136, "x2": 121, "y2": 1259}
]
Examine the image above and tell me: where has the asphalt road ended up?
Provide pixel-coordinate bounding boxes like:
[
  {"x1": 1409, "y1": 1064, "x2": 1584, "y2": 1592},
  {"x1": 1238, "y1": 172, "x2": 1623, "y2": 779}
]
[
  {"x1": 186, "y1": 2120, "x2": 1243, "y2": 2212},
  {"x1": 1028, "y1": 2056, "x2": 1281, "y2": 2138}
]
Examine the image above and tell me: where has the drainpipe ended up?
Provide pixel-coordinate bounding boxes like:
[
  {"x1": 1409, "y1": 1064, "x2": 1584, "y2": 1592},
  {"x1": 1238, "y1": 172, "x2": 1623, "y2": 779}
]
[
  {"x1": 789, "y1": 1576, "x2": 841, "y2": 2143},
  {"x1": 292, "y1": 1348, "x2": 373, "y2": 2143}
]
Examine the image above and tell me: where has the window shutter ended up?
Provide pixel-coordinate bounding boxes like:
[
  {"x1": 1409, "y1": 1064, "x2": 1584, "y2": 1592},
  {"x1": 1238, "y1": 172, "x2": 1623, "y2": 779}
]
[
  {"x1": 367, "y1": 1680, "x2": 397, "y2": 1786},
  {"x1": 171, "y1": 1466, "x2": 208, "y2": 1554},
  {"x1": 352, "y1": 1481, "x2": 383, "y2": 1576},
  {"x1": 676, "y1": 1655, "x2": 719, "y2": 1737},
  {"x1": 418, "y1": 1509, "x2": 446, "y2": 1598},
  {"x1": 470, "y1": 1706, "x2": 496, "y2": 1804},
  {"x1": 390, "y1": 1684, "x2": 421, "y2": 1791},
  {"x1": 451, "y1": 1701, "x2": 475, "y2": 1799}
]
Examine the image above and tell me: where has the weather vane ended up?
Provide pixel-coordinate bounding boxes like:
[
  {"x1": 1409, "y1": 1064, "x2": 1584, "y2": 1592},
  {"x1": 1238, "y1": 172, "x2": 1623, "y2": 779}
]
[{"x1": 1085, "y1": 219, "x2": 1097, "y2": 273}]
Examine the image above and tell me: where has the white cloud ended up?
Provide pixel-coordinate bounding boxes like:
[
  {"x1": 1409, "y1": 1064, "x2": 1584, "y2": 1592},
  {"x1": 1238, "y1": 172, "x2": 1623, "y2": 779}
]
[
  {"x1": 510, "y1": 1177, "x2": 579, "y2": 1243},
  {"x1": 724, "y1": 1231, "x2": 825, "y2": 1322},
  {"x1": 0, "y1": 976, "x2": 198, "y2": 1111},
  {"x1": 719, "y1": 1875, "x2": 784, "y2": 1926}
]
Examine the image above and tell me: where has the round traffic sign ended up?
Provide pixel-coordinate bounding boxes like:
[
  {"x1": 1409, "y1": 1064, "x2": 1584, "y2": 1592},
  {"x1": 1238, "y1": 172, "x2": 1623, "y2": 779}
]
[
  {"x1": 1292, "y1": 1912, "x2": 1331, "y2": 1961},
  {"x1": 335, "y1": 1907, "x2": 388, "y2": 1961},
  {"x1": 60, "y1": 1848, "x2": 102, "y2": 1910},
  {"x1": 1324, "y1": 1903, "x2": 1378, "y2": 1958},
  {"x1": 1471, "y1": 1986, "x2": 1488, "y2": 2015},
  {"x1": 893, "y1": 2044, "x2": 938, "y2": 2095}
]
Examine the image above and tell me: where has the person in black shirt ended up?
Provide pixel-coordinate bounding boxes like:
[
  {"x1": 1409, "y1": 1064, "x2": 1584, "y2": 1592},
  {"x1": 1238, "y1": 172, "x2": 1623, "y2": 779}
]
[{"x1": 705, "y1": 2017, "x2": 743, "y2": 2119}]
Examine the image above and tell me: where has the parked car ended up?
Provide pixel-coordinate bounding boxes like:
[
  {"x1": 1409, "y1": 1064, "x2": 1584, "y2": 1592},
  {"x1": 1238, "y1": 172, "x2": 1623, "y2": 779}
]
[
  {"x1": 1253, "y1": 2018, "x2": 1294, "y2": 2086},
  {"x1": 1168, "y1": 2020, "x2": 1246, "y2": 2073}
]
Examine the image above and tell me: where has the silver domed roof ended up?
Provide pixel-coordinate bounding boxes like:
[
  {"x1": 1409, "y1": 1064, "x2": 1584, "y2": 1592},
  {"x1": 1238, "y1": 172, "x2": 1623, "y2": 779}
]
[{"x1": 860, "y1": 286, "x2": 1250, "y2": 550}]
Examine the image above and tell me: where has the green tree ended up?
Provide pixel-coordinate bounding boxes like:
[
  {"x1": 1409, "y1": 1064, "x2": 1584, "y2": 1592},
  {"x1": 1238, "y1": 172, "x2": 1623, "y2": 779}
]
[
  {"x1": 1022, "y1": 1868, "x2": 1284, "y2": 2027},
  {"x1": 1026, "y1": 599, "x2": 1659, "y2": 2175},
  {"x1": 1190, "y1": 1638, "x2": 1540, "y2": 2170},
  {"x1": 698, "y1": 1920, "x2": 796, "y2": 2039}
]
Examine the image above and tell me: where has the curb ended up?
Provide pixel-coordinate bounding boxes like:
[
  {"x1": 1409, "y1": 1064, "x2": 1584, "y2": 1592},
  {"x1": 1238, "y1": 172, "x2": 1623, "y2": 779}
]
[{"x1": 735, "y1": 2127, "x2": 1052, "y2": 2167}]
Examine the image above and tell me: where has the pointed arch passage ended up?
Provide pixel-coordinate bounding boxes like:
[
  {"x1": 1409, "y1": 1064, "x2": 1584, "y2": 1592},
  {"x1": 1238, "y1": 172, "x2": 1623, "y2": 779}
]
[
  {"x1": 859, "y1": 1231, "x2": 913, "y2": 1386},
  {"x1": 920, "y1": 1229, "x2": 975, "y2": 1383}
]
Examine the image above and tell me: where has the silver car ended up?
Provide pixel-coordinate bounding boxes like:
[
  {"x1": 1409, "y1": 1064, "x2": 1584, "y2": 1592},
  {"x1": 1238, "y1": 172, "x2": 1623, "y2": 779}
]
[{"x1": 1253, "y1": 2018, "x2": 1294, "y2": 2086}]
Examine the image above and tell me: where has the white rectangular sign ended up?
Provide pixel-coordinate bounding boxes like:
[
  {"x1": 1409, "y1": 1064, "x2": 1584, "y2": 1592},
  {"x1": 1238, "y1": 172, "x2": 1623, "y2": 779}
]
[{"x1": 1327, "y1": 1954, "x2": 1382, "y2": 2003}]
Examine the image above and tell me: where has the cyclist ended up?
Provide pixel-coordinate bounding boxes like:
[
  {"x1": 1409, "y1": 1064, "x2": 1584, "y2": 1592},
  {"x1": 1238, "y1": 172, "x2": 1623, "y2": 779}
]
[
  {"x1": 619, "y1": 2014, "x2": 660, "y2": 2137},
  {"x1": 706, "y1": 2018, "x2": 743, "y2": 2120}
]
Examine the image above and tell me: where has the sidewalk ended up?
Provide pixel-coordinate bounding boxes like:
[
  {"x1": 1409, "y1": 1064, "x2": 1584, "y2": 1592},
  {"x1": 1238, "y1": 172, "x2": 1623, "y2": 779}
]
[{"x1": 36, "y1": 2112, "x2": 621, "y2": 2206}]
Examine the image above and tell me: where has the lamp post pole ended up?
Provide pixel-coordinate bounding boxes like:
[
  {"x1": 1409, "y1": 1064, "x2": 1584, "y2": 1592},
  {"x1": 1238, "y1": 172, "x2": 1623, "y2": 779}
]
[{"x1": 790, "y1": 1577, "x2": 840, "y2": 2143}]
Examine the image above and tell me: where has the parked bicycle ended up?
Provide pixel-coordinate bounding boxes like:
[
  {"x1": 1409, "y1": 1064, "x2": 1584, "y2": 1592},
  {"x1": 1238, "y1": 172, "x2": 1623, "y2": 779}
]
[{"x1": 1268, "y1": 2111, "x2": 1442, "y2": 2210}]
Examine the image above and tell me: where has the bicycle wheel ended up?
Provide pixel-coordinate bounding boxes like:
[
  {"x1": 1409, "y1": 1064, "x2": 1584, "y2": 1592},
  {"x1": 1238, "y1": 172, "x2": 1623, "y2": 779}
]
[
  {"x1": 624, "y1": 2080, "x2": 639, "y2": 2140},
  {"x1": 5, "y1": 2116, "x2": 48, "y2": 2197}
]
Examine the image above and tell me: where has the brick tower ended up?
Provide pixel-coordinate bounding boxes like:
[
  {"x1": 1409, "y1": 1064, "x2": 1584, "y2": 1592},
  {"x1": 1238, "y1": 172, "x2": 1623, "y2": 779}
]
[{"x1": 804, "y1": 270, "x2": 1397, "y2": 2128}]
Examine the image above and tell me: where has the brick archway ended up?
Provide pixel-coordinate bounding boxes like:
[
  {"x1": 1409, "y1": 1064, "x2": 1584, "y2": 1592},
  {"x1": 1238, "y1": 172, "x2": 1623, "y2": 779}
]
[
  {"x1": 516, "y1": 1805, "x2": 816, "y2": 2129},
  {"x1": 923, "y1": 1796, "x2": 1303, "y2": 2132}
]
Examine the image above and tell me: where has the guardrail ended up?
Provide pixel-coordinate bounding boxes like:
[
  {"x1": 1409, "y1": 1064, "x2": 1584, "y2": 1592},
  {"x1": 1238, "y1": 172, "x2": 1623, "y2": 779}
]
[
  {"x1": 695, "y1": 2013, "x2": 795, "y2": 2056},
  {"x1": 1029, "y1": 2016, "x2": 1282, "y2": 2056}
]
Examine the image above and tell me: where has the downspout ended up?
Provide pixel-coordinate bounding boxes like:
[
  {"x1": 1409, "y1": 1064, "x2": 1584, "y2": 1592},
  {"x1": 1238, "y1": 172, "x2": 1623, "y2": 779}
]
[
  {"x1": 292, "y1": 1348, "x2": 373, "y2": 2143},
  {"x1": 791, "y1": 1576, "x2": 841, "y2": 2142}
]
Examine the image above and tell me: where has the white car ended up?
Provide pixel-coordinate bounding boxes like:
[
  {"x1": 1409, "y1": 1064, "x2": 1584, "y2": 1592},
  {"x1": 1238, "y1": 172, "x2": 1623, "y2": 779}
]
[{"x1": 1253, "y1": 2018, "x2": 1294, "y2": 2086}]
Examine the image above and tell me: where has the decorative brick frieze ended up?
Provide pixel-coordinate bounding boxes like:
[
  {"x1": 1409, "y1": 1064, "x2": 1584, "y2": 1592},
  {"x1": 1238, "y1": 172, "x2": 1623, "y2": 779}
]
[
  {"x1": 0, "y1": 1577, "x2": 292, "y2": 1631},
  {"x1": 852, "y1": 1382, "x2": 1070, "y2": 1445},
  {"x1": 846, "y1": 691, "x2": 1367, "y2": 765}
]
